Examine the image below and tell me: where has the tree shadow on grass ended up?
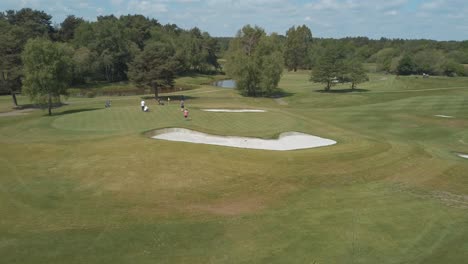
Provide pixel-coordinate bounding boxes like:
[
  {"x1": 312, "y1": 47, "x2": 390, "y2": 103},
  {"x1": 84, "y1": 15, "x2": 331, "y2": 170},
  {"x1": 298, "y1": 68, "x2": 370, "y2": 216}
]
[
  {"x1": 267, "y1": 88, "x2": 295, "y2": 98},
  {"x1": 51, "y1": 108, "x2": 101, "y2": 116},
  {"x1": 141, "y1": 95, "x2": 198, "y2": 101},
  {"x1": 315, "y1": 88, "x2": 369, "y2": 93},
  {"x1": 14, "y1": 102, "x2": 69, "y2": 110}
]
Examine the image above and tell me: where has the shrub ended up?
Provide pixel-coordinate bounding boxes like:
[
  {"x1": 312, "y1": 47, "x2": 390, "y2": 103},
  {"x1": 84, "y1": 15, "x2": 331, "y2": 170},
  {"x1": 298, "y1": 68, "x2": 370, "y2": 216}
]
[
  {"x1": 67, "y1": 88, "x2": 82, "y2": 97},
  {"x1": 100, "y1": 86, "x2": 145, "y2": 96},
  {"x1": 443, "y1": 61, "x2": 465, "y2": 77},
  {"x1": 397, "y1": 55, "x2": 415, "y2": 75},
  {"x1": 85, "y1": 91, "x2": 96, "y2": 98}
]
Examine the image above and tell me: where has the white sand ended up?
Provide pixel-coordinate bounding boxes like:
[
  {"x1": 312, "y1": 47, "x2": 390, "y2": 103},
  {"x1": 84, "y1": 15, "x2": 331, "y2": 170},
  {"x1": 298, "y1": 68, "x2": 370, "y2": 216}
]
[
  {"x1": 152, "y1": 128, "x2": 336, "y2": 151},
  {"x1": 434, "y1": 115, "x2": 454, "y2": 118},
  {"x1": 202, "y1": 109, "x2": 266, "y2": 113},
  {"x1": 458, "y1": 154, "x2": 468, "y2": 159}
]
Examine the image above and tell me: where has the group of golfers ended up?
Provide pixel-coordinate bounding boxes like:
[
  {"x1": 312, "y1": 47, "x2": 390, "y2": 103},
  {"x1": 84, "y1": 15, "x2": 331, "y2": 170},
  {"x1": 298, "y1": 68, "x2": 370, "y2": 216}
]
[{"x1": 139, "y1": 98, "x2": 189, "y2": 119}]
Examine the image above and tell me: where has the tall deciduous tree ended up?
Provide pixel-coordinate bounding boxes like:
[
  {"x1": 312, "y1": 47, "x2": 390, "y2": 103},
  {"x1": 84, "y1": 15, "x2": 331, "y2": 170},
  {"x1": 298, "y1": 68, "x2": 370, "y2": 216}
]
[
  {"x1": 225, "y1": 25, "x2": 283, "y2": 97},
  {"x1": 72, "y1": 47, "x2": 96, "y2": 83},
  {"x1": 22, "y1": 38, "x2": 73, "y2": 115},
  {"x1": 128, "y1": 41, "x2": 178, "y2": 99},
  {"x1": 310, "y1": 45, "x2": 346, "y2": 91},
  {"x1": 412, "y1": 50, "x2": 445, "y2": 75},
  {"x1": 371, "y1": 48, "x2": 398, "y2": 73},
  {"x1": 120, "y1": 14, "x2": 159, "y2": 50},
  {"x1": 58, "y1": 15, "x2": 84, "y2": 42},
  {"x1": 73, "y1": 16, "x2": 138, "y2": 82},
  {"x1": 1, "y1": 8, "x2": 54, "y2": 37},
  {"x1": 443, "y1": 60, "x2": 465, "y2": 77},
  {"x1": 284, "y1": 25, "x2": 313, "y2": 71},
  {"x1": 344, "y1": 59, "x2": 369, "y2": 89},
  {"x1": 0, "y1": 19, "x2": 20, "y2": 105},
  {"x1": 174, "y1": 27, "x2": 220, "y2": 73},
  {"x1": 397, "y1": 55, "x2": 415, "y2": 75},
  {"x1": 0, "y1": 8, "x2": 55, "y2": 105}
]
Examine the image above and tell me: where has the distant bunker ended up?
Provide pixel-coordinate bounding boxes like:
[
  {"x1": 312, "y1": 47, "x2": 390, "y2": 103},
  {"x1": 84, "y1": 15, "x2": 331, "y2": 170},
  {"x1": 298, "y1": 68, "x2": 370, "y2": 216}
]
[
  {"x1": 150, "y1": 128, "x2": 336, "y2": 151},
  {"x1": 201, "y1": 109, "x2": 266, "y2": 113},
  {"x1": 435, "y1": 115, "x2": 455, "y2": 118}
]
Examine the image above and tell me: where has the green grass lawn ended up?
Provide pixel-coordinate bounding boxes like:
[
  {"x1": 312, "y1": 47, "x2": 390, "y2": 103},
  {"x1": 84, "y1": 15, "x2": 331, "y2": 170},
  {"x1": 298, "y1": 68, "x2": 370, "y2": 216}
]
[{"x1": 1, "y1": 72, "x2": 468, "y2": 263}]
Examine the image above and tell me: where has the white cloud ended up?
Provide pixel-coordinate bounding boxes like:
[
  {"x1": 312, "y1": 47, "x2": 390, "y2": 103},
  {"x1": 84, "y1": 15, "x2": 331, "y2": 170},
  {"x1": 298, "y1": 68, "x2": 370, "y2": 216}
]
[
  {"x1": 305, "y1": 0, "x2": 346, "y2": 10},
  {"x1": 127, "y1": 0, "x2": 168, "y2": 14},
  {"x1": 110, "y1": 0, "x2": 124, "y2": 6},
  {"x1": 19, "y1": 0, "x2": 41, "y2": 8},
  {"x1": 78, "y1": 2, "x2": 90, "y2": 8},
  {"x1": 172, "y1": 0, "x2": 200, "y2": 3},
  {"x1": 1, "y1": 0, "x2": 466, "y2": 40},
  {"x1": 420, "y1": 0, "x2": 444, "y2": 10},
  {"x1": 376, "y1": 0, "x2": 408, "y2": 10}
]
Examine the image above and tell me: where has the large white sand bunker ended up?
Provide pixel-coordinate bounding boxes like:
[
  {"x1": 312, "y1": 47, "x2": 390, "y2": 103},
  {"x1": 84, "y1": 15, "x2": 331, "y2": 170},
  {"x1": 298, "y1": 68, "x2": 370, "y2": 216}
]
[
  {"x1": 152, "y1": 128, "x2": 336, "y2": 151},
  {"x1": 202, "y1": 109, "x2": 266, "y2": 113},
  {"x1": 458, "y1": 154, "x2": 468, "y2": 159}
]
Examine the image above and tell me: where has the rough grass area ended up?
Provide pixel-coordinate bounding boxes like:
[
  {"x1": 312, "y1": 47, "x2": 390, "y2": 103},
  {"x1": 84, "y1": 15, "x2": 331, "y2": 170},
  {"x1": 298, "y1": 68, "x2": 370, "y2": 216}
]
[{"x1": 1, "y1": 72, "x2": 468, "y2": 263}]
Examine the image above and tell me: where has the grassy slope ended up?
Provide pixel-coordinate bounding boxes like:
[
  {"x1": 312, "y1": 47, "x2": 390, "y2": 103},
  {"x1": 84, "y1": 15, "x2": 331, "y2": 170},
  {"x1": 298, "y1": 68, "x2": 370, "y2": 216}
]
[{"x1": 1, "y1": 73, "x2": 468, "y2": 263}]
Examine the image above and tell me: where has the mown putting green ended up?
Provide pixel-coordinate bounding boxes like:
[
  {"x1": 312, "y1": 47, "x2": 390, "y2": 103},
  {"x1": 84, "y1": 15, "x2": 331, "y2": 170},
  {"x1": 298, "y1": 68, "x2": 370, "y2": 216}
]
[{"x1": 1, "y1": 72, "x2": 468, "y2": 263}]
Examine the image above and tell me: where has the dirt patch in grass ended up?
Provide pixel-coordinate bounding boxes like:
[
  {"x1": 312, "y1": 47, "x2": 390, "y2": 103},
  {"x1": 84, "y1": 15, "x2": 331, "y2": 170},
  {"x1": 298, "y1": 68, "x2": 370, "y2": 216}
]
[
  {"x1": 185, "y1": 183, "x2": 299, "y2": 217},
  {"x1": 0, "y1": 108, "x2": 37, "y2": 117},
  {"x1": 274, "y1": 98, "x2": 288, "y2": 105},
  {"x1": 202, "y1": 109, "x2": 266, "y2": 112}
]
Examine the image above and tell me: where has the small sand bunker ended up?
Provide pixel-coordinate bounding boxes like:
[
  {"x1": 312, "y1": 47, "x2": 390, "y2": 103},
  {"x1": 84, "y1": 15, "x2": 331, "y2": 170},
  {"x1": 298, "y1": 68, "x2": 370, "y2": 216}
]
[
  {"x1": 202, "y1": 109, "x2": 266, "y2": 113},
  {"x1": 435, "y1": 115, "x2": 454, "y2": 118},
  {"x1": 458, "y1": 154, "x2": 468, "y2": 159},
  {"x1": 151, "y1": 128, "x2": 336, "y2": 151}
]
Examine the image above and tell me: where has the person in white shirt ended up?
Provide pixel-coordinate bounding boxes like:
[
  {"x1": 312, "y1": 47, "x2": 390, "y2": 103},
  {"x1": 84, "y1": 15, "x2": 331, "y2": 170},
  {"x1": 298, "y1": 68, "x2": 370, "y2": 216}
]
[
  {"x1": 140, "y1": 100, "x2": 145, "y2": 111},
  {"x1": 144, "y1": 105, "x2": 149, "y2": 112}
]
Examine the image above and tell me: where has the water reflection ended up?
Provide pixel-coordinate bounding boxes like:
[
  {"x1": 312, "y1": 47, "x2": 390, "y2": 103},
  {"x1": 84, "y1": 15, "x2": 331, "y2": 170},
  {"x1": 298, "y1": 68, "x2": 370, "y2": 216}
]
[{"x1": 213, "y1": 79, "x2": 236, "y2": 88}]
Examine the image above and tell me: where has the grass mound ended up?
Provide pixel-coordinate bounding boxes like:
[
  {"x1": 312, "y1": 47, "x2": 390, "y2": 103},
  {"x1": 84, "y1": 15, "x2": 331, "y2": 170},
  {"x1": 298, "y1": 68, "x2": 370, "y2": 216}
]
[{"x1": 1, "y1": 72, "x2": 468, "y2": 263}]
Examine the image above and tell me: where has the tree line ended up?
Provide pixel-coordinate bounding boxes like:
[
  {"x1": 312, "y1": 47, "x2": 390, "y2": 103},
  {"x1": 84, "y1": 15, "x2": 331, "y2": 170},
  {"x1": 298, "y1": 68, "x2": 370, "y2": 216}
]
[
  {"x1": 0, "y1": 8, "x2": 220, "y2": 108},
  {"x1": 225, "y1": 24, "x2": 369, "y2": 94},
  {"x1": 223, "y1": 25, "x2": 467, "y2": 95},
  {"x1": 218, "y1": 35, "x2": 468, "y2": 76},
  {"x1": 1, "y1": 8, "x2": 467, "y2": 114}
]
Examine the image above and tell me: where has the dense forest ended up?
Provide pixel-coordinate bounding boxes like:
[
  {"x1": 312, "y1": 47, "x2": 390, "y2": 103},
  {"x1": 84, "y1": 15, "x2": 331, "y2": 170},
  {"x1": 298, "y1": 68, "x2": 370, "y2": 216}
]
[
  {"x1": 1, "y1": 8, "x2": 467, "y2": 97},
  {"x1": 218, "y1": 36, "x2": 468, "y2": 75},
  {"x1": 0, "y1": 8, "x2": 220, "y2": 98}
]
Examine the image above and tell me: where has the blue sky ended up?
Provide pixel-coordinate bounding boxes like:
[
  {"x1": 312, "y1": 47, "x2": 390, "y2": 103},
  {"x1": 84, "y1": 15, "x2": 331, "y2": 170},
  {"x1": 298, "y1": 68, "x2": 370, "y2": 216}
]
[{"x1": 1, "y1": 0, "x2": 467, "y2": 40}]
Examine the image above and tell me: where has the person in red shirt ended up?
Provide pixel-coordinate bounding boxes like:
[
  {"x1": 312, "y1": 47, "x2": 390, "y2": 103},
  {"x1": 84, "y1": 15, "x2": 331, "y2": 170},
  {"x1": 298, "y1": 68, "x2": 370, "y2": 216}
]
[{"x1": 183, "y1": 108, "x2": 189, "y2": 119}]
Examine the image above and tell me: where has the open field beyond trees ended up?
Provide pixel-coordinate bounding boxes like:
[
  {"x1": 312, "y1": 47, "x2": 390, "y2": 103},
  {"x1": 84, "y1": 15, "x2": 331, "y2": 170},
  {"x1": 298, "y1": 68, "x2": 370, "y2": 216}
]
[{"x1": 1, "y1": 71, "x2": 468, "y2": 263}]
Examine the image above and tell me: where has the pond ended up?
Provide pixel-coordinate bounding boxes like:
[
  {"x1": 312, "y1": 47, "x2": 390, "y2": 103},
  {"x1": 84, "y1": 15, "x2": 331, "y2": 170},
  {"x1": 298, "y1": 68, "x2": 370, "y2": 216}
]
[{"x1": 213, "y1": 79, "x2": 236, "y2": 88}]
